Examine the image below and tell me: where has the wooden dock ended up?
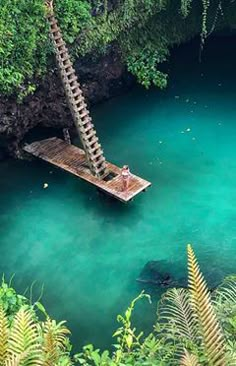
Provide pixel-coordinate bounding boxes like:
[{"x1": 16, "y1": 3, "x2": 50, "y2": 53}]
[{"x1": 23, "y1": 138, "x2": 151, "y2": 203}]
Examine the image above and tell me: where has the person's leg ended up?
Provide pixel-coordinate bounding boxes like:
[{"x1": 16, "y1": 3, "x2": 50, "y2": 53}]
[
  {"x1": 122, "y1": 179, "x2": 127, "y2": 191},
  {"x1": 126, "y1": 178, "x2": 130, "y2": 190},
  {"x1": 124, "y1": 179, "x2": 129, "y2": 191}
]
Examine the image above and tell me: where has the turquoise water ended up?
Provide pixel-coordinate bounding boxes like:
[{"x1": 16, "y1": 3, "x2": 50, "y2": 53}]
[{"x1": 1, "y1": 36, "x2": 236, "y2": 350}]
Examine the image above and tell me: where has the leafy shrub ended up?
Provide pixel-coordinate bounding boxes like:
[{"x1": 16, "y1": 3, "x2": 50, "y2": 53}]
[
  {"x1": 0, "y1": 0, "x2": 92, "y2": 97},
  {"x1": 1, "y1": 0, "x2": 232, "y2": 97},
  {"x1": 1, "y1": 245, "x2": 236, "y2": 365},
  {"x1": 0, "y1": 0, "x2": 48, "y2": 96},
  {"x1": 0, "y1": 276, "x2": 27, "y2": 320}
]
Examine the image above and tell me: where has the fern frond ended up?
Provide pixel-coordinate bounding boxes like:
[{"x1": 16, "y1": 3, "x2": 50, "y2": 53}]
[
  {"x1": 180, "y1": 349, "x2": 200, "y2": 366},
  {"x1": 5, "y1": 351, "x2": 29, "y2": 366},
  {"x1": 187, "y1": 244, "x2": 226, "y2": 366},
  {"x1": 214, "y1": 276, "x2": 236, "y2": 304},
  {"x1": 225, "y1": 350, "x2": 236, "y2": 366},
  {"x1": 42, "y1": 318, "x2": 70, "y2": 366},
  {"x1": 159, "y1": 288, "x2": 197, "y2": 342},
  {"x1": 0, "y1": 305, "x2": 9, "y2": 365},
  {"x1": 7, "y1": 306, "x2": 42, "y2": 366},
  {"x1": 56, "y1": 355, "x2": 73, "y2": 366}
]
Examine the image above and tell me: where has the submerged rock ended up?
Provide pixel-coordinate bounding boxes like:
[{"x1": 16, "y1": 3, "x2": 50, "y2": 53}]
[
  {"x1": 137, "y1": 260, "x2": 187, "y2": 289},
  {"x1": 137, "y1": 259, "x2": 225, "y2": 292}
]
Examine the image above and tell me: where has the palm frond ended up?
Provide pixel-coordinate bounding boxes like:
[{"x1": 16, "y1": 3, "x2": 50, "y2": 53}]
[
  {"x1": 7, "y1": 306, "x2": 42, "y2": 366},
  {"x1": 159, "y1": 288, "x2": 197, "y2": 342},
  {"x1": 42, "y1": 318, "x2": 70, "y2": 366},
  {"x1": 187, "y1": 244, "x2": 226, "y2": 365},
  {"x1": 180, "y1": 349, "x2": 200, "y2": 366},
  {"x1": 0, "y1": 305, "x2": 9, "y2": 366}
]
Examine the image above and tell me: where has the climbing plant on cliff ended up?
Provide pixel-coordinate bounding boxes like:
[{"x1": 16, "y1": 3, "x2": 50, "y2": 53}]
[
  {"x1": 0, "y1": 0, "x2": 93, "y2": 97},
  {"x1": 0, "y1": 0, "x2": 235, "y2": 97},
  {"x1": 0, "y1": 0, "x2": 47, "y2": 97}
]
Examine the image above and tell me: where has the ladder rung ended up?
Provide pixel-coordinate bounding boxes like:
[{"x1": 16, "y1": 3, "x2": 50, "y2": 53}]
[
  {"x1": 72, "y1": 101, "x2": 83, "y2": 112},
  {"x1": 90, "y1": 143, "x2": 100, "y2": 153},
  {"x1": 61, "y1": 61, "x2": 71, "y2": 69},
  {"x1": 61, "y1": 56, "x2": 70, "y2": 64},
  {"x1": 80, "y1": 110, "x2": 89, "y2": 119},
  {"x1": 86, "y1": 130, "x2": 96, "y2": 140},
  {"x1": 93, "y1": 161, "x2": 106, "y2": 170},
  {"x1": 51, "y1": 24, "x2": 61, "y2": 35},
  {"x1": 68, "y1": 74, "x2": 77, "y2": 82},
  {"x1": 90, "y1": 150, "x2": 104, "y2": 161},
  {"x1": 64, "y1": 67, "x2": 73, "y2": 76},
  {"x1": 65, "y1": 70, "x2": 74, "y2": 79},
  {"x1": 87, "y1": 136, "x2": 98, "y2": 146},
  {"x1": 76, "y1": 103, "x2": 86, "y2": 112},
  {"x1": 63, "y1": 59, "x2": 72, "y2": 67},
  {"x1": 95, "y1": 163, "x2": 107, "y2": 175},
  {"x1": 73, "y1": 90, "x2": 83, "y2": 99},
  {"x1": 65, "y1": 63, "x2": 73, "y2": 71},
  {"x1": 47, "y1": 15, "x2": 54, "y2": 21},
  {"x1": 70, "y1": 86, "x2": 79, "y2": 93},
  {"x1": 51, "y1": 25, "x2": 59, "y2": 33},
  {"x1": 56, "y1": 40, "x2": 65, "y2": 49},
  {"x1": 96, "y1": 155, "x2": 106, "y2": 164},
  {"x1": 80, "y1": 116, "x2": 91, "y2": 125},
  {"x1": 83, "y1": 123, "x2": 94, "y2": 133},
  {"x1": 70, "y1": 83, "x2": 78, "y2": 92},
  {"x1": 53, "y1": 31, "x2": 60, "y2": 39},
  {"x1": 51, "y1": 21, "x2": 58, "y2": 29},
  {"x1": 53, "y1": 35, "x2": 61, "y2": 43},
  {"x1": 67, "y1": 71, "x2": 76, "y2": 79},
  {"x1": 58, "y1": 48, "x2": 67, "y2": 56},
  {"x1": 51, "y1": 21, "x2": 58, "y2": 27},
  {"x1": 58, "y1": 58, "x2": 67, "y2": 69}
]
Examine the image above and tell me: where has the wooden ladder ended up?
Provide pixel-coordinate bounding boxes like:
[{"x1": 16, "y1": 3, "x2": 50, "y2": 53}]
[{"x1": 46, "y1": 4, "x2": 108, "y2": 179}]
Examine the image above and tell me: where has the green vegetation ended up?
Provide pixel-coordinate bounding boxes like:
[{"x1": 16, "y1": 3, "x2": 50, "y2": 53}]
[
  {"x1": 0, "y1": 1, "x2": 235, "y2": 96},
  {"x1": 0, "y1": 0, "x2": 47, "y2": 97},
  {"x1": 1, "y1": 245, "x2": 236, "y2": 365}
]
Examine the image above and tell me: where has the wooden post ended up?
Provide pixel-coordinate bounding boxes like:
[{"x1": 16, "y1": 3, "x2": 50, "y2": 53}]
[{"x1": 63, "y1": 128, "x2": 71, "y2": 144}]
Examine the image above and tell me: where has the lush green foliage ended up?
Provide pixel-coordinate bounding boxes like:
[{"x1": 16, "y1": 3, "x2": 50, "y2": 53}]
[
  {"x1": 0, "y1": 0, "x2": 92, "y2": 97},
  {"x1": 0, "y1": 0, "x2": 235, "y2": 97},
  {"x1": 1, "y1": 0, "x2": 234, "y2": 97},
  {"x1": 1, "y1": 246, "x2": 236, "y2": 365},
  {"x1": 0, "y1": 304, "x2": 72, "y2": 366},
  {"x1": 0, "y1": 277, "x2": 27, "y2": 320},
  {"x1": 0, "y1": 0, "x2": 48, "y2": 96},
  {"x1": 55, "y1": 0, "x2": 93, "y2": 45},
  {"x1": 76, "y1": 246, "x2": 236, "y2": 365}
]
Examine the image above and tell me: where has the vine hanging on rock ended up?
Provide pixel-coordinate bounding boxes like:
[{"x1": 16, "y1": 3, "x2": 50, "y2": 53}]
[{"x1": 180, "y1": 0, "x2": 193, "y2": 18}]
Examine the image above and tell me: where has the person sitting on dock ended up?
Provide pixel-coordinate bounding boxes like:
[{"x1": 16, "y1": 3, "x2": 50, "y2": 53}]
[{"x1": 121, "y1": 165, "x2": 130, "y2": 192}]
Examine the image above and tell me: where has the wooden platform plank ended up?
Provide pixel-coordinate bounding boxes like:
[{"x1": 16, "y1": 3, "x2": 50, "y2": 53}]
[{"x1": 23, "y1": 137, "x2": 151, "y2": 203}]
